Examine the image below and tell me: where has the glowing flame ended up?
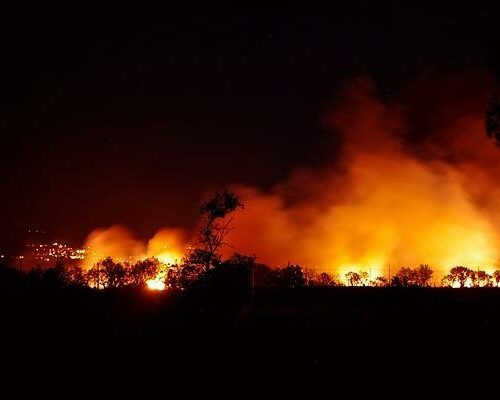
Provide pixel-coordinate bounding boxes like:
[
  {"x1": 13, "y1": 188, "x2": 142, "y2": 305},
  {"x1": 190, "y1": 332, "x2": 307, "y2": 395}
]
[
  {"x1": 146, "y1": 279, "x2": 166, "y2": 291},
  {"x1": 146, "y1": 229, "x2": 184, "y2": 265},
  {"x1": 155, "y1": 252, "x2": 175, "y2": 264}
]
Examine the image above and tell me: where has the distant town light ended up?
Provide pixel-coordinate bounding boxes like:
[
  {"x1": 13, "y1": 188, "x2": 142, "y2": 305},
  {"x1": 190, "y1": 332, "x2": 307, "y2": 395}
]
[{"x1": 24, "y1": 242, "x2": 87, "y2": 264}]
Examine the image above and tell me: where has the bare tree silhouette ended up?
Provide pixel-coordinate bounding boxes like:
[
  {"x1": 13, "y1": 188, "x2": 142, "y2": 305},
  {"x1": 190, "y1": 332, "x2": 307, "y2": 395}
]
[{"x1": 194, "y1": 190, "x2": 244, "y2": 271}]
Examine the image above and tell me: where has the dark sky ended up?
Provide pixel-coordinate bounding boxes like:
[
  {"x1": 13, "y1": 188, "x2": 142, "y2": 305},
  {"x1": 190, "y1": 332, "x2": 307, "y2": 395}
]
[{"x1": 1, "y1": 2, "x2": 499, "y2": 252}]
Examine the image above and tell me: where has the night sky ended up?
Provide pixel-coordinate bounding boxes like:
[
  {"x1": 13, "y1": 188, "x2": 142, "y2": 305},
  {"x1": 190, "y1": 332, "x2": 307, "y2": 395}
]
[{"x1": 1, "y1": 2, "x2": 499, "y2": 252}]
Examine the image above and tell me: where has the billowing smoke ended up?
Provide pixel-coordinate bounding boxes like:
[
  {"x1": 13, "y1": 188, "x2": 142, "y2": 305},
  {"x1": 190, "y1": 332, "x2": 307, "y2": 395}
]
[
  {"x1": 84, "y1": 71, "x2": 500, "y2": 280},
  {"x1": 225, "y1": 72, "x2": 500, "y2": 279},
  {"x1": 84, "y1": 225, "x2": 186, "y2": 268},
  {"x1": 146, "y1": 228, "x2": 187, "y2": 265}
]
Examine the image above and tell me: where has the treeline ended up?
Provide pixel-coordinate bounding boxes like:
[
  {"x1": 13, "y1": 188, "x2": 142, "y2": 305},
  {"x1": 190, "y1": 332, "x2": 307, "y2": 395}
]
[
  {"x1": 0, "y1": 254, "x2": 325, "y2": 291},
  {"x1": 2, "y1": 257, "x2": 500, "y2": 290},
  {"x1": 318, "y1": 265, "x2": 500, "y2": 288}
]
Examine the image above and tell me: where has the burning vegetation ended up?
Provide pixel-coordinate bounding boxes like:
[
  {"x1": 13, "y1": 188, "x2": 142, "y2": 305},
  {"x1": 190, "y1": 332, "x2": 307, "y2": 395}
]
[
  {"x1": 226, "y1": 73, "x2": 500, "y2": 281},
  {"x1": 11, "y1": 183, "x2": 500, "y2": 291},
  {"x1": 7, "y1": 72, "x2": 500, "y2": 291}
]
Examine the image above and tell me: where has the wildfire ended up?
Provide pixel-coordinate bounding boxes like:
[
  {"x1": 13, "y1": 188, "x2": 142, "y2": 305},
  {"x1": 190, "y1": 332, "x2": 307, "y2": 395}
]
[
  {"x1": 80, "y1": 72, "x2": 500, "y2": 286},
  {"x1": 223, "y1": 73, "x2": 500, "y2": 281},
  {"x1": 80, "y1": 226, "x2": 186, "y2": 290}
]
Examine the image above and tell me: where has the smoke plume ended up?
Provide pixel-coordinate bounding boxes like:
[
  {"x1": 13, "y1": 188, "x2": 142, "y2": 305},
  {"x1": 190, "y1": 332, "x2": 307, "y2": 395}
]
[
  {"x1": 84, "y1": 71, "x2": 500, "y2": 280},
  {"x1": 225, "y1": 72, "x2": 500, "y2": 278}
]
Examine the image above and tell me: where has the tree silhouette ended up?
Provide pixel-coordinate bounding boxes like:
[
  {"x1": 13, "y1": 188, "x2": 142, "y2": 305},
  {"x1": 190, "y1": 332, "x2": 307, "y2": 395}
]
[
  {"x1": 476, "y1": 270, "x2": 492, "y2": 287},
  {"x1": 169, "y1": 249, "x2": 218, "y2": 289},
  {"x1": 199, "y1": 253, "x2": 255, "y2": 293},
  {"x1": 318, "y1": 272, "x2": 336, "y2": 286},
  {"x1": 63, "y1": 264, "x2": 89, "y2": 287},
  {"x1": 26, "y1": 264, "x2": 67, "y2": 288},
  {"x1": 167, "y1": 263, "x2": 202, "y2": 289},
  {"x1": 303, "y1": 269, "x2": 317, "y2": 286},
  {"x1": 371, "y1": 276, "x2": 388, "y2": 287},
  {"x1": 184, "y1": 248, "x2": 219, "y2": 270},
  {"x1": 253, "y1": 263, "x2": 276, "y2": 287},
  {"x1": 129, "y1": 258, "x2": 160, "y2": 287},
  {"x1": 493, "y1": 270, "x2": 500, "y2": 287},
  {"x1": 345, "y1": 271, "x2": 361, "y2": 286},
  {"x1": 443, "y1": 266, "x2": 476, "y2": 288},
  {"x1": 392, "y1": 267, "x2": 416, "y2": 287},
  {"x1": 195, "y1": 190, "x2": 244, "y2": 271},
  {"x1": 276, "y1": 265, "x2": 305, "y2": 288},
  {"x1": 414, "y1": 265, "x2": 433, "y2": 287},
  {"x1": 87, "y1": 257, "x2": 127, "y2": 289},
  {"x1": 391, "y1": 265, "x2": 433, "y2": 287}
]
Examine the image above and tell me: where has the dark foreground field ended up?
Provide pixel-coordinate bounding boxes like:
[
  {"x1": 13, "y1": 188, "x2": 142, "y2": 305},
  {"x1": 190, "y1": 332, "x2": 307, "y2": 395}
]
[{"x1": 1, "y1": 286, "x2": 499, "y2": 376}]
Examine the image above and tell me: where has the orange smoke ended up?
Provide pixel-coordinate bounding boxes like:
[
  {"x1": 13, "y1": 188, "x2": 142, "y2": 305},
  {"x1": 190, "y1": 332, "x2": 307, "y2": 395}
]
[
  {"x1": 83, "y1": 225, "x2": 186, "y2": 268},
  {"x1": 225, "y1": 73, "x2": 500, "y2": 279},
  {"x1": 82, "y1": 72, "x2": 500, "y2": 282},
  {"x1": 146, "y1": 228, "x2": 186, "y2": 265}
]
